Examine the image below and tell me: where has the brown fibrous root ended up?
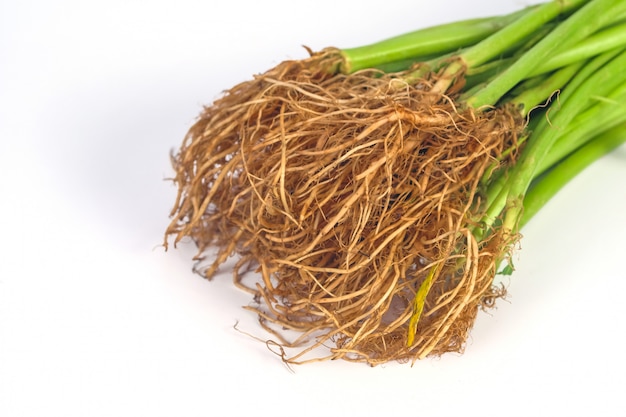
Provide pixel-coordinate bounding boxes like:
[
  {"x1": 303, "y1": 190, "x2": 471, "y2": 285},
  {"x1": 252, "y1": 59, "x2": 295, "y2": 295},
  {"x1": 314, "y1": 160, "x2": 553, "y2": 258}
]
[{"x1": 164, "y1": 51, "x2": 525, "y2": 365}]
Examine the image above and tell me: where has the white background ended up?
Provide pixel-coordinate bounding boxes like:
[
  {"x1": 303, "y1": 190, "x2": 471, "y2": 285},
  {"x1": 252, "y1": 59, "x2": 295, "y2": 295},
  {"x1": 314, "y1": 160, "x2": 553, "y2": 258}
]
[{"x1": 2, "y1": 0, "x2": 625, "y2": 416}]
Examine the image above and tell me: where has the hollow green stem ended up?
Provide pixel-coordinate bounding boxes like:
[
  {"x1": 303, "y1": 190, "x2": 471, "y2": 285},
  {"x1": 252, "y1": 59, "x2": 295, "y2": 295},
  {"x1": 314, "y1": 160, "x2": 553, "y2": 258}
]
[
  {"x1": 468, "y1": 0, "x2": 626, "y2": 109},
  {"x1": 528, "y1": 19, "x2": 626, "y2": 77},
  {"x1": 462, "y1": 0, "x2": 586, "y2": 70},
  {"x1": 463, "y1": 20, "x2": 626, "y2": 97},
  {"x1": 474, "y1": 48, "x2": 626, "y2": 242},
  {"x1": 535, "y1": 83, "x2": 626, "y2": 174},
  {"x1": 493, "y1": 48, "x2": 626, "y2": 235},
  {"x1": 338, "y1": 6, "x2": 535, "y2": 73},
  {"x1": 509, "y1": 61, "x2": 584, "y2": 116},
  {"x1": 529, "y1": 49, "x2": 626, "y2": 149},
  {"x1": 520, "y1": 124, "x2": 626, "y2": 228},
  {"x1": 432, "y1": 0, "x2": 586, "y2": 95}
]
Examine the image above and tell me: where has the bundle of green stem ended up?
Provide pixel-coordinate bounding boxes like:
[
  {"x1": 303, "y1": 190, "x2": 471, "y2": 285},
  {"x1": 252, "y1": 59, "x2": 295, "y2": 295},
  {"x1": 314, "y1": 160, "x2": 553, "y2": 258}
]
[{"x1": 165, "y1": 0, "x2": 626, "y2": 365}]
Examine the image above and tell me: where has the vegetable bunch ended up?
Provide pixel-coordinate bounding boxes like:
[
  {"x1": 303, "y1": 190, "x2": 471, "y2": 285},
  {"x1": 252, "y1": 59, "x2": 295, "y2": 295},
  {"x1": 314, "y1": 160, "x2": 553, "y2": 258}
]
[{"x1": 165, "y1": 0, "x2": 626, "y2": 365}]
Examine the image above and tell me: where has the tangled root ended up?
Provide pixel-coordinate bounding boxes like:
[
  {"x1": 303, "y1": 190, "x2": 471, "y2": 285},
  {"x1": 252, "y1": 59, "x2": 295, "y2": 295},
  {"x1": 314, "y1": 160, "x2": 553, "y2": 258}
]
[{"x1": 165, "y1": 54, "x2": 525, "y2": 365}]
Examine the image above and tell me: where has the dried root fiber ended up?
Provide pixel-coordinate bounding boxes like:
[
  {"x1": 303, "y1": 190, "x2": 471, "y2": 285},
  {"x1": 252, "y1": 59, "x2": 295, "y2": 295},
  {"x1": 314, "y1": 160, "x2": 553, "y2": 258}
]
[{"x1": 165, "y1": 54, "x2": 525, "y2": 365}]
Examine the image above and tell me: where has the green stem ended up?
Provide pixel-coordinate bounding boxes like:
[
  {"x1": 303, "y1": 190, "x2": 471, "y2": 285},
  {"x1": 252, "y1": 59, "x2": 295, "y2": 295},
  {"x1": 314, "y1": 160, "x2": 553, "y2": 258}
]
[
  {"x1": 549, "y1": 48, "x2": 623, "y2": 106},
  {"x1": 468, "y1": 0, "x2": 626, "y2": 109},
  {"x1": 520, "y1": 124, "x2": 626, "y2": 228},
  {"x1": 465, "y1": 20, "x2": 558, "y2": 80},
  {"x1": 495, "y1": 48, "x2": 626, "y2": 234},
  {"x1": 472, "y1": 63, "x2": 584, "y2": 219},
  {"x1": 477, "y1": 47, "x2": 626, "y2": 239},
  {"x1": 509, "y1": 61, "x2": 584, "y2": 116},
  {"x1": 535, "y1": 82, "x2": 626, "y2": 174},
  {"x1": 527, "y1": 19, "x2": 626, "y2": 77},
  {"x1": 338, "y1": 6, "x2": 535, "y2": 73},
  {"x1": 529, "y1": 49, "x2": 626, "y2": 150},
  {"x1": 461, "y1": 0, "x2": 586, "y2": 69},
  {"x1": 432, "y1": 0, "x2": 586, "y2": 95},
  {"x1": 463, "y1": 20, "x2": 626, "y2": 97}
]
